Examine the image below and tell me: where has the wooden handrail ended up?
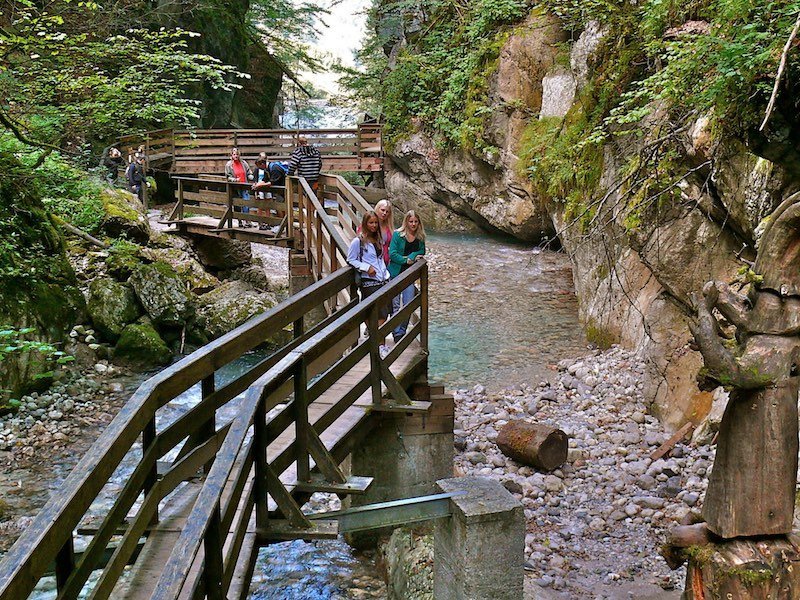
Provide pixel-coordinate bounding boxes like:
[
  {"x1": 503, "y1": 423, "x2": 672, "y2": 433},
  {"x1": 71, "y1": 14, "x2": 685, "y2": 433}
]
[
  {"x1": 151, "y1": 261, "x2": 428, "y2": 598},
  {"x1": 0, "y1": 269, "x2": 353, "y2": 600}
]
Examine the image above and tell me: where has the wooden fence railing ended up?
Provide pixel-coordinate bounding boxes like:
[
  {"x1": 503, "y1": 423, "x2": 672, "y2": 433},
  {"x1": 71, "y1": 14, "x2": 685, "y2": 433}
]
[
  {"x1": 168, "y1": 177, "x2": 291, "y2": 238},
  {"x1": 117, "y1": 125, "x2": 384, "y2": 175},
  {"x1": 0, "y1": 174, "x2": 428, "y2": 600}
]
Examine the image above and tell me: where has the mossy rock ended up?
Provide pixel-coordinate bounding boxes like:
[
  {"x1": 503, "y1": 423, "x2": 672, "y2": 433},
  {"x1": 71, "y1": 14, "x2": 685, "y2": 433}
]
[
  {"x1": 0, "y1": 150, "x2": 85, "y2": 397},
  {"x1": 129, "y1": 261, "x2": 195, "y2": 327},
  {"x1": 87, "y1": 278, "x2": 142, "y2": 342},
  {"x1": 194, "y1": 280, "x2": 277, "y2": 339},
  {"x1": 140, "y1": 246, "x2": 219, "y2": 293},
  {"x1": 106, "y1": 246, "x2": 144, "y2": 281},
  {"x1": 114, "y1": 323, "x2": 172, "y2": 366},
  {"x1": 99, "y1": 188, "x2": 151, "y2": 243}
]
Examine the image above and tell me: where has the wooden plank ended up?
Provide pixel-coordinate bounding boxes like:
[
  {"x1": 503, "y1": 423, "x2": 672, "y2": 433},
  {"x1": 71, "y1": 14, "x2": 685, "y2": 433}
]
[{"x1": 650, "y1": 422, "x2": 694, "y2": 461}]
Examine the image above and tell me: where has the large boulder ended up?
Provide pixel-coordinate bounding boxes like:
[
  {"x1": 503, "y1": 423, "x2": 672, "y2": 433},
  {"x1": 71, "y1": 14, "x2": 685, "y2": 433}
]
[
  {"x1": 195, "y1": 280, "x2": 277, "y2": 339},
  {"x1": 114, "y1": 322, "x2": 172, "y2": 366},
  {"x1": 99, "y1": 188, "x2": 151, "y2": 243},
  {"x1": 191, "y1": 237, "x2": 252, "y2": 271},
  {"x1": 140, "y1": 246, "x2": 219, "y2": 294},
  {"x1": 87, "y1": 278, "x2": 141, "y2": 342},
  {"x1": 129, "y1": 261, "x2": 194, "y2": 327}
]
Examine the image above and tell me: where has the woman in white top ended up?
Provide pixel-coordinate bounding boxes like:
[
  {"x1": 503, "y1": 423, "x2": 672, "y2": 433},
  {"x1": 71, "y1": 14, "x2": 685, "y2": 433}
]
[{"x1": 347, "y1": 211, "x2": 391, "y2": 356}]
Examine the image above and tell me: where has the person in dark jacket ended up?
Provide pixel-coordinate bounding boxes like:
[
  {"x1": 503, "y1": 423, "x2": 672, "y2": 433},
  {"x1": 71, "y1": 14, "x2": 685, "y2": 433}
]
[
  {"x1": 125, "y1": 154, "x2": 146, "y2": 202},
  {"x1": 103, "y1": 147, "x2": 123, "y2": 186},
  {"x1": 288, "y1": 137, "x2": 322, "y2": 189}
]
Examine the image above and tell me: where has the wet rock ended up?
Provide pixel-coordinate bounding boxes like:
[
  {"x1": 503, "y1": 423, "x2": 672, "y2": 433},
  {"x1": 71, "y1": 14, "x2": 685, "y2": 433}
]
[
  {"x1": 194, "y1": 280, "x2": 278, "y2": 340},
  {"x1": 114, "y1": 323, "x2": 172, "y2": 366},
  {"x1": 87, "y1": 278, "x2": 141, "y2": 342},
  {"x1": 129, "y1": 262, "x2": 194, "y2": 327}
]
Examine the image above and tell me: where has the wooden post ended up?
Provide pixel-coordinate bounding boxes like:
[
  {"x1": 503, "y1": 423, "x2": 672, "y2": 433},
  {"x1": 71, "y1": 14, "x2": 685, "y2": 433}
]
[
  {"x1": 226, "y1": 183, "x2": 234, "y2": 229},
  {"x1": 203, "y1": 504, "x2": 225, "y2": 600},
  {"x1": 293, "y1": 315, "x2": 304, "y2": 340},
  {"x1": 421, "y1": 266, "x2": 429, "y2": 352},
  {"x1": 367, "y1": 305, "x2": 382, "y2": 405},
  {"x1": 55, "y1": 534, "x2": 75, "y2": 593},
  {"x1": 305, "y1": 195, "x2": 313, "y2": 265},
  {"x1": 316, "y1": 217, "x2": 323, "y2": 278},
  {"x1": 293, "y1": 359, "x2": 310, "y2": 483},
  {"x1": 253, "y1": 393, "x2": 268, "y2": 529},
  {"x1": 200, "y1": 375, "x2": 216, "y2": 474},
  {"x1": 177, "y1": 178, "x2": 184, "y2": 220},
  {"x1": 143, "y1": 416, "x2": 158, "y2": 524}
]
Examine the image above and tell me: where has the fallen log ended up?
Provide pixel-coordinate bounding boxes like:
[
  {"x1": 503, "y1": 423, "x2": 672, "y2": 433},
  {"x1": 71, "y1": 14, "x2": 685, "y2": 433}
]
[{"x1": 496, "y1": 421, "x2": 567, "y2": 471}]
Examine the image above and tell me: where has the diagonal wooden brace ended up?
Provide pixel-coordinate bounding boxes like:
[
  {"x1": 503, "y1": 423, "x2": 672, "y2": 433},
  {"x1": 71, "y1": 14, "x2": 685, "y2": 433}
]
[
  {"x1": 264, "y1": 463, "x2": 311, "y2": 529},
  {"x1": 379, "y1": 360, "x2": 413, "y2": 406},
  {"x1": 306, "y1": 428, "x2": 347, "y2": 484}
]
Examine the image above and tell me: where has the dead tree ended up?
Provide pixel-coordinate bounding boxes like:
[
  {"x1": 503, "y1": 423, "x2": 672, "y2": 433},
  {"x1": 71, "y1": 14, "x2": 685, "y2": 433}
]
[{"x1": 689, "y1": 192, "x2": 800, "y2": 539}]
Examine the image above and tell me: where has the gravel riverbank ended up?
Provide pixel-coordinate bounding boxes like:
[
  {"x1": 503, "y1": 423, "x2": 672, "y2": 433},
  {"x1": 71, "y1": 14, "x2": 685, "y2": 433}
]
[{"x1": 454, "y1": 345, "x2": 713, "y2": 599}]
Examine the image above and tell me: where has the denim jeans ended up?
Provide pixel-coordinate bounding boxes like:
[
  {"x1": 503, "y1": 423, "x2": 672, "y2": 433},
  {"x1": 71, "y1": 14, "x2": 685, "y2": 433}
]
[
  {"x1": 391, "y1": 284, "x2": 417, "y2": 339},
  {"x1": 240, "y1": 190, "x2": 250, "y2": 215}
]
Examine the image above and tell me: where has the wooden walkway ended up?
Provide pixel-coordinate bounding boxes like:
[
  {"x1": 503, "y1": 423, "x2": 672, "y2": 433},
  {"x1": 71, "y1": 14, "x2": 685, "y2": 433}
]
[
  {"x1": 118, "y1": 341, "x2": 424, "y2": 600},
  {"x1": 0, "y1": 173, "x2": 433, "y2": 600}
]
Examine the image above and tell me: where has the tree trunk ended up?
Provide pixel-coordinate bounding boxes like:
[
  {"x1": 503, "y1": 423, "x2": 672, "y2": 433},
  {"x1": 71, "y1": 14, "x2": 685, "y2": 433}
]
[
  {"x1": 684, "y1": 534, "x2": 800, "y2": 599},
  {"x1": 702, "y1": 379, "x2": 799, "y2": 538},
  {"x1": 496, "y1": 421, "x2": 567, "y2": 471}
]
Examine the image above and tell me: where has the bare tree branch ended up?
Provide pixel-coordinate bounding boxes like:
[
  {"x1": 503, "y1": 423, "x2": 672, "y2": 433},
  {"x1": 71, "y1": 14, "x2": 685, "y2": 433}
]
[{"x1": 759, "y1": 12, "x2": 800, "y2": 132}]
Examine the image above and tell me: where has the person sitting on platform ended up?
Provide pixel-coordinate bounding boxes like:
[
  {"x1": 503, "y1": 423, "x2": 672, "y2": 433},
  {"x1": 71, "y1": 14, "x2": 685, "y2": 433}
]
[
  {"x1": 224, "y1": 147, "x2": 254, "y2": 227},
  {"x1": 288, "y1": 137, "x2": 322, "y2": 191}
]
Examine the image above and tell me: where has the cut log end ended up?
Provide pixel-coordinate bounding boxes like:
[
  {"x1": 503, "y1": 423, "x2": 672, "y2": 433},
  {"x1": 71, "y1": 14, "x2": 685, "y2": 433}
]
[{"x1": 497, "y1": 420, "x2": 568, "y2": 471}]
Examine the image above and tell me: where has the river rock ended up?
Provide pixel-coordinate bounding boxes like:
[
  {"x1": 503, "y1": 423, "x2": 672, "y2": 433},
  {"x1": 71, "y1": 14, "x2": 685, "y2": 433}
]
[
  {"x1": 87, "y1": 278, "x2": 141, "y2": 342},
  {"x1": 98, "y1": 188, "x2": 151, "y2": 243},
  {"x1": 129, "y1": 261, "x2": 194, "y2": 327},
  {"x1": 140, "y1": 246, "x2": 219, "y2": 294},
  {"x1": 191, "y1": 237, "x2": 252, "y2": 271},
  {"x1": 194, "y1": 280, "x2": 277, "y2": 340},
  {"x1": 114, "y1": 322, "x2": 172, "y2": 366}
]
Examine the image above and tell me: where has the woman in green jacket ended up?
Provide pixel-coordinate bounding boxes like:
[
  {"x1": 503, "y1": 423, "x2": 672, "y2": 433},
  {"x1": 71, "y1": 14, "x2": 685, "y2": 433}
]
[{"x1": 389, "y1": 210, "x2": 426, "y2": 341}]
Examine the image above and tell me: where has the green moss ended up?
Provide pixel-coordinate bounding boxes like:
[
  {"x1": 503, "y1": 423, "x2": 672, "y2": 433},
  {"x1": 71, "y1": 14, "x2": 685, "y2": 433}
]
[
  {"x1": 114, "y1": 323, "x2": 172, "y2": 366},
  {"x1": 683, "y1": 544, "x2": 716, "y2": 565},
  {"x1": 102, "y1": 189, "x2": 141, "y2": 222},
  {"x1": 721, "y1": 566, "x2": 774, "y2": 586},
  {"x1": 107, "y1": 239, "x2": 145, "y2": 281},
  {"x1": 585, "y1": 319, "x2": 617, "y2": 349}
]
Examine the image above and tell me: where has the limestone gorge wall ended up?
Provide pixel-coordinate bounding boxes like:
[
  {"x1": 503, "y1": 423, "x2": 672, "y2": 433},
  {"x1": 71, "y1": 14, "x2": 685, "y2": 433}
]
[{"x1": 383, "y1": 12, "x2": 798, "y2": 427}]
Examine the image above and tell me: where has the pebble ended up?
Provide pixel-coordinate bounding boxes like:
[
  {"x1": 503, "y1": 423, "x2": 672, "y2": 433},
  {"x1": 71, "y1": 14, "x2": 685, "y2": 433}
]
[{"x1": 452, "y1": 346, "x2": 702, "y2": 596}]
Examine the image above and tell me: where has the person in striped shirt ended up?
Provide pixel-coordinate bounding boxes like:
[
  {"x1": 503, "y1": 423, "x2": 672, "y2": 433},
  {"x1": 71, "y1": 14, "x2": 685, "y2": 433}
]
[{"x1": 288, "y1": 137, "x2": 322, "y2": 190}]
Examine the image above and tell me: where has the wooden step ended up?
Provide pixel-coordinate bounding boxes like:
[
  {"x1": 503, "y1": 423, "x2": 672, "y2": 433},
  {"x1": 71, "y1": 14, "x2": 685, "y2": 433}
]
[
  {"x1": 292, "y1": 475, "x2": 373, "y2": 495},
  {"x1": 257, "y1": 519, "x2": 339, "y2": 542}
]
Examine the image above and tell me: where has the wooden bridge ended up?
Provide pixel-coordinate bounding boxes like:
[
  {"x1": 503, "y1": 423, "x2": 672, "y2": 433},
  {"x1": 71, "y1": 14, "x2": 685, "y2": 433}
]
[
  {"x1": 117, "y1": 123, "x2": 383, "y2": 176},
  {"x1": 0, "y1": 175, "x2": 448, "y2": 599}
]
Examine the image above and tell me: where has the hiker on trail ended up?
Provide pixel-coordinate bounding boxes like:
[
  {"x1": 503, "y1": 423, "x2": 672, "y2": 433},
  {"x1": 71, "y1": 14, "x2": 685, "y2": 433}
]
[
  {"x1": 224, "y1": 147, "x2": 254, "y2": 228},
  {"x1": 288, "y1": 137, "x2": 322, "y2": 190},
  {"x1": 253, "y1": 153, "x2": 290, "y2": 231},
  {"x1": 374, "y1": 199, "x2": 394, "y2": 265},
  {"x1": 103, "y1": 147, "x2": 123, "y2": 186},
  {"x1": 125, "y1": 154, "x2": 147, "y2": 202},
  {"x1": 389, "y1": 210, "x2": 426, "y2": 342},
  {"x1": 347, "y1": 211, "x2": 391, "y2": 358}
]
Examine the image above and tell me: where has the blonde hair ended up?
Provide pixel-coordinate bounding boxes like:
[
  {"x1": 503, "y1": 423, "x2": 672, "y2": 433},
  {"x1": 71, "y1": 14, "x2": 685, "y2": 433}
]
[
  {"x1": 397, "y1": 210, "x2": 425, "y2": 241},
  {"x1": 375, "y1": 199, "x2": 393, "y2": 226}
]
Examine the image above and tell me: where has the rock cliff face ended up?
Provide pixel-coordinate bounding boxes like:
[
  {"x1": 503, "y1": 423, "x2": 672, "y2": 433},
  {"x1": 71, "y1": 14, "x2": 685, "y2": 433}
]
[
  {"x1": 384, "y1": 14, "x2": 799, "y2": 426},
  {"x1": 386, "y1": 13, "x2": 565, "y2": 242}
]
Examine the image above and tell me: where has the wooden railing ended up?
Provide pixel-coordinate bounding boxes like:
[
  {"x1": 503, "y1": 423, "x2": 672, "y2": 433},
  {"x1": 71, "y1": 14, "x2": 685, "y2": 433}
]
[
  {"x1": 117, "y1": 125, "x2": 384, "y2": 175},
  {"x1": 150, "y1": 261, "x2": 428, "y2": 599},
  {"x1": 0, "y1": 175, "x2": 428, "y2": 600},
  {"x1": 169, "y1": 177, "x2": 291, "y2": 238}
]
